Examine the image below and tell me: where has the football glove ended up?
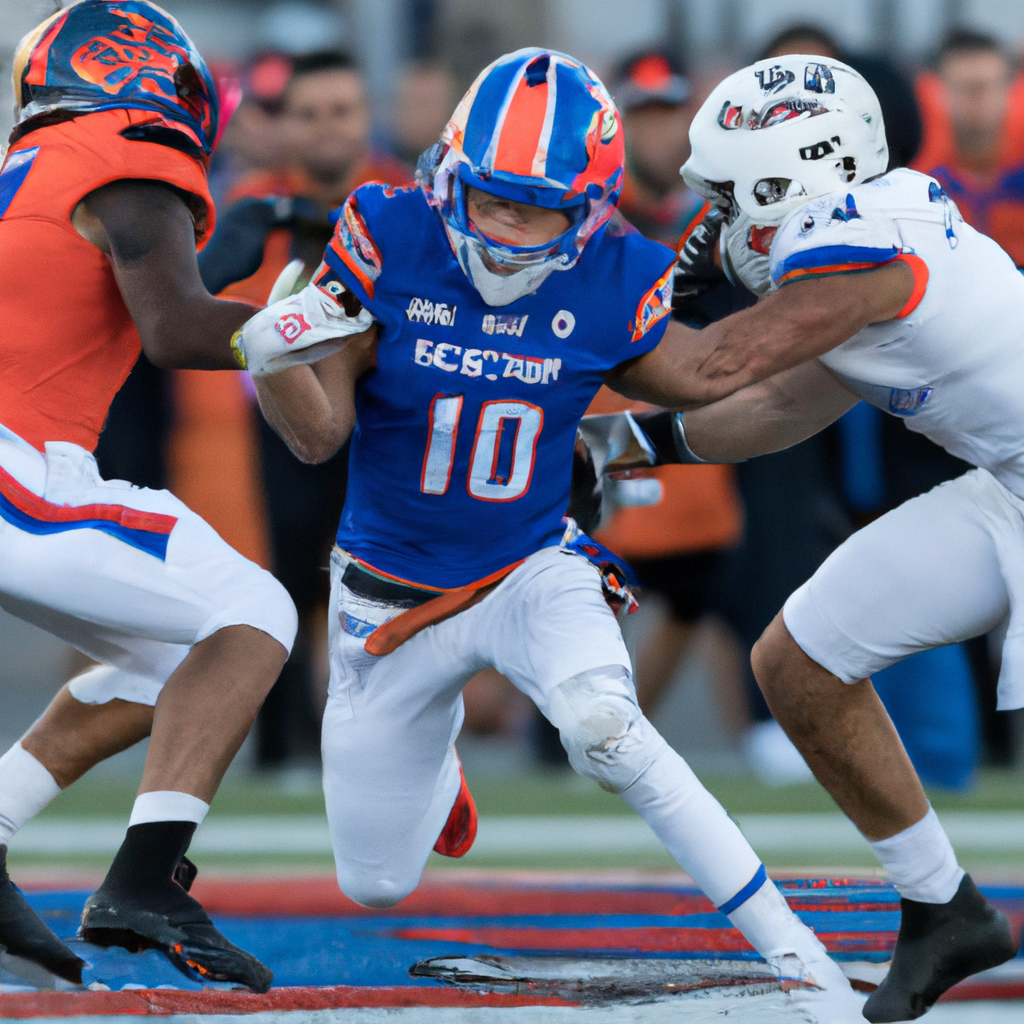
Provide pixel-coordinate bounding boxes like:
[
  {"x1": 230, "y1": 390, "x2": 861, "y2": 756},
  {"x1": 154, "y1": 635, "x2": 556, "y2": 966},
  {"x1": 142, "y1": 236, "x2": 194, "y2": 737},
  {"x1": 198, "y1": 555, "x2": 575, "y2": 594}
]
[
  {"x1": 231, "y1": 259, "x2": 375, "y2": 376},
  {"x1": 720, "y1": 210, "x2": 775, "y2": 297},
  {"x1": 672, "y1": 203, "x2": 728, "y2": 311}
]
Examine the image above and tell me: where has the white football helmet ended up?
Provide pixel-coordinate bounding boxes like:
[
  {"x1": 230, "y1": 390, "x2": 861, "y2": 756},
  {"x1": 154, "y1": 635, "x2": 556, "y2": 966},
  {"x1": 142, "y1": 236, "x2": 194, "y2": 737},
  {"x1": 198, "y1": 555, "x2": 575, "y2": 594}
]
[{"x1": 682, "y1": 55, "x2": 888, "y2": 226}]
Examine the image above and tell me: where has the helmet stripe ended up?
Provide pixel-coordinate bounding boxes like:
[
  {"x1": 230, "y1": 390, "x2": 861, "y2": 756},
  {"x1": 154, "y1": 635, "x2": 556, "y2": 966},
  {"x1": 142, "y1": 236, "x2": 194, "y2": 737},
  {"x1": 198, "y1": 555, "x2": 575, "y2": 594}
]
[
  {"x1": 531, "y1": 55, "x2": 558, "y2": 179},
  {"x1": 493, "y1": 72, "x2": 550, "y2": 179}
]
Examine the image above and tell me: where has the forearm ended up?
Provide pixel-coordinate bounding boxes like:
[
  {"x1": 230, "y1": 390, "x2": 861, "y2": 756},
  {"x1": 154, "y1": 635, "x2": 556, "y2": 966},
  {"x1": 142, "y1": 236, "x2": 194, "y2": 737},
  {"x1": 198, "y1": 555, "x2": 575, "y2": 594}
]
[
  {"x1": 132, "y1": 290, "x2": 257, "y2": 370},
  {"x1": 253, "y1": 335, "x2": 374, "y2": 464},
  {"x1": 629, "y1": 362, "x2": 858, "y2": 464},
  {"x1": 611, "y1": 263, "x2": 914, "y2": 409},
  {"x1": 254, "y1": 365, "x2": 351, "y2": 465}
]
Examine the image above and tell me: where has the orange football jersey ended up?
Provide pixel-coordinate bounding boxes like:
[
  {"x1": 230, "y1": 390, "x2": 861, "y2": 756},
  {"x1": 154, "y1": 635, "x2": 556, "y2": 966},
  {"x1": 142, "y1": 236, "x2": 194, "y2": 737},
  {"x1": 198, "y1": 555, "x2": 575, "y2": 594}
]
[{"x1": 0, "y1": 108, "x2": 215, "y2": 452}]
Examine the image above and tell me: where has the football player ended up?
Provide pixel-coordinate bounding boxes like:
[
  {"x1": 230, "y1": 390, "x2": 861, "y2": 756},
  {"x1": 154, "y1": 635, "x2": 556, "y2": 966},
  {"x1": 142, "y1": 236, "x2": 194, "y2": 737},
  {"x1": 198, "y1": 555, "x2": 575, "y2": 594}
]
[
  {"x1": 235, "y1": 48, "x2": 868, "y2": 1023},
  {"x1": 0, "y1": 1, "x2": 321, "y2": 989},
  {"x1": 600, "y1": 55, "x2": 1021, "y2": 1021}
]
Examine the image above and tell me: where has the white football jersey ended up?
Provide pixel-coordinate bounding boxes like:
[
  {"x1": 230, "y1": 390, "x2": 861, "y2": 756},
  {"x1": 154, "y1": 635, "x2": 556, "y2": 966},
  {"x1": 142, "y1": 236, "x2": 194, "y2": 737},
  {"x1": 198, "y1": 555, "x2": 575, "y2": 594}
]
[{"x1": 769, "y1": 167, "x2": 1024, "y2": 498}]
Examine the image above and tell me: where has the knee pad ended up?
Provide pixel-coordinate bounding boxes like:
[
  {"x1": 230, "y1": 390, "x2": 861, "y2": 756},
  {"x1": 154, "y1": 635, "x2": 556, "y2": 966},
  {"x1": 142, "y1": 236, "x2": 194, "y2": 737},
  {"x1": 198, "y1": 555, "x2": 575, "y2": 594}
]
[
  {"x1": 335, "y1": 869, "x2": 416, "y2": 910},
  {"x1": 67, "y1": 665, "x2": 165, "y2": 707},
  {"x1": 546, "y1": 665, "x2": 668, "y2": 793},
  {"x1": 198, "y1": 569, "x2": 298, "y2": 655}
]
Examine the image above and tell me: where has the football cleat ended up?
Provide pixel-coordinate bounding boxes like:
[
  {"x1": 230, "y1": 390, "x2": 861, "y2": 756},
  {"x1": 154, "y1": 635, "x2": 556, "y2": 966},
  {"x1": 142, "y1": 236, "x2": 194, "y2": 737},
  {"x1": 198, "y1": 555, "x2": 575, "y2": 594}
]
[
  {"x1": 80, "y1": 877, "x2": 272, "y2": 992},
  {"x1": 0, "y1": 849, "x2": 85, "y2": 985},
  {"x1": 863, "y1": 873, "x2": 1016, "y2": 1021},
  {"x1": 769, "y1": 948, "x2": 867, "y2": 1024},
  {"x1": 433, "y1": 763, "x2": 477, "y2": 858}
]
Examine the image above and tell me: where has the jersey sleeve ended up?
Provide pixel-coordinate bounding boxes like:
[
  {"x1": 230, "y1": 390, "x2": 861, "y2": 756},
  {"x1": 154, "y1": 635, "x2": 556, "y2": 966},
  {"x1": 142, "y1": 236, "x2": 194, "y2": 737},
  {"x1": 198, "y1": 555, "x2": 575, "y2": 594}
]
[
  {"x1": 320, "y1": 183, "x2": 388, "y2": 314},
  {"x1": 769, "y1": 190, "x2": 903, "y2": 289},
  {"x1": 621, "y1": 234, "x2": 678, "y2": 359}
]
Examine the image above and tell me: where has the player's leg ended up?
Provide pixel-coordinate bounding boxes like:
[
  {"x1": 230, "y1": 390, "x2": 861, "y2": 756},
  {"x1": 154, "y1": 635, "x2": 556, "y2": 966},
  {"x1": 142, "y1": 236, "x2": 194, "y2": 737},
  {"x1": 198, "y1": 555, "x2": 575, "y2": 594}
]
[
  {"x1": 0, "y1": 667, "x2": 160, "y2": 984},
  {"x1": 479, "y1": 547, "x2": 863, "y2": 1020},
  {"x1": 0, "y1": 441, "x2": 296, "y2": 988},
  {"x1": 752, "y1": 469, "x2": 1018, "y2": 1021},
  {"x1": 321, "y1": 554, "x2": 471, "y2": 907}
]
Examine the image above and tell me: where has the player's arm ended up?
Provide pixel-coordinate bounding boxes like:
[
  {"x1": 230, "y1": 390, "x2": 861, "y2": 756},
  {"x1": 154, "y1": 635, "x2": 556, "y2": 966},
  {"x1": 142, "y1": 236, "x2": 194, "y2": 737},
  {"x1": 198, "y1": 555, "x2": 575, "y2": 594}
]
[
  {"x1": 77, "y1": 179, "x2": 257, "y2": 370},
  {"x1": 252, "y1": 328, "x2": 377, "y2": 464},
  {"x1": 670, "y1": 360, "x2": 859, "y2": 462},
  {"x1": 607, "y1": 260, "x2": 914, "y2": 408}
]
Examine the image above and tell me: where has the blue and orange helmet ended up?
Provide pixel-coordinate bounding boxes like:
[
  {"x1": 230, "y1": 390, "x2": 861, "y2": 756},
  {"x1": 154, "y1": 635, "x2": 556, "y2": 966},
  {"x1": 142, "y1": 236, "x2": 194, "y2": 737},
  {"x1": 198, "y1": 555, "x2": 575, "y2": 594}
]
[
  {"x1": 12, "y1": 0, "x2": 219, "y2": 157},
  {"x1": 418, "y1": 48, "x2": 625, "y2": 304}
]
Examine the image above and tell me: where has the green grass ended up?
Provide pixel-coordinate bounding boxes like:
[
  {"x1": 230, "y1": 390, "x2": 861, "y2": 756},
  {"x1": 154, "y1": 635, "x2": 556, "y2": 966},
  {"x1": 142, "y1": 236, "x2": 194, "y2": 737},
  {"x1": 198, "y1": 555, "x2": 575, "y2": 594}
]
[
  {"x1": 34, "y1": 766, "x2": 1024, "y2": 821},
  {"x1": 16, "y1": 766, "x2": 1019, "y2": 876}
]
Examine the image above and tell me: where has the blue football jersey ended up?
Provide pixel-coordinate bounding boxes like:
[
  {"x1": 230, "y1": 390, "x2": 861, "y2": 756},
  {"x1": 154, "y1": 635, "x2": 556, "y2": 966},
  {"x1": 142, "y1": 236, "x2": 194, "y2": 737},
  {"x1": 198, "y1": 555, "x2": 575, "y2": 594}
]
[{"x1": 319, "y1": 183, "x2": 676, "y2": 589}]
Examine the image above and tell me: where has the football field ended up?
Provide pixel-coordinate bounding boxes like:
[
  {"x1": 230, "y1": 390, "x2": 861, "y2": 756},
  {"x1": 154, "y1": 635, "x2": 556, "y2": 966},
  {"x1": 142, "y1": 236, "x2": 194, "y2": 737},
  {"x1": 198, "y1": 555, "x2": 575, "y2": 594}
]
[{"x1": 3, "y1": 766, "x2": 1021, "y2": 1021}]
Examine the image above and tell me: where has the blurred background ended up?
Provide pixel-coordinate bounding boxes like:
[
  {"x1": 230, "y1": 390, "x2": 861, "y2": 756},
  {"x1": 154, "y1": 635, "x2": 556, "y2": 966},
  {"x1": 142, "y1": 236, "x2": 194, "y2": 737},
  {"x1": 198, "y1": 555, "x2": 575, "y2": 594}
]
[{"x1": 0, "y1": 0, "x2": 1023, "y2": 878}]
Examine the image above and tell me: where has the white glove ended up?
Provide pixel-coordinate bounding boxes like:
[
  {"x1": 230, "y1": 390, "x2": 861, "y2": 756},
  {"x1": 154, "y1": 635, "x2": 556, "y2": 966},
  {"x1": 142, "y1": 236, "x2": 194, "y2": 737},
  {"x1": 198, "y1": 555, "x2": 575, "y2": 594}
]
[
  {"x1": 231, "y1": 260, "x2": 375, "y2": 375},
  {"x1": 720, "y1": 210, "x2": 775, "y2": 297}
]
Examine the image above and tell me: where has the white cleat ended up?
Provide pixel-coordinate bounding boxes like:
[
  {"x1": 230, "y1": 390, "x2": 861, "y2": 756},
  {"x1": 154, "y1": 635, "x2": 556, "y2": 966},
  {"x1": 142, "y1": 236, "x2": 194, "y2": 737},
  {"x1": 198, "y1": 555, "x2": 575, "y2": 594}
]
[{"x1": 769, "y1": 949, "x2": 868, "y2": 1024}]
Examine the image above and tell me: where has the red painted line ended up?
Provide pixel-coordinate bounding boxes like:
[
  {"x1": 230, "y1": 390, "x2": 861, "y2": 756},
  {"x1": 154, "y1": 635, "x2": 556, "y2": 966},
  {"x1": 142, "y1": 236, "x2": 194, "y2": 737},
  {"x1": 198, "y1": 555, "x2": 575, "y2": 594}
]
[
  {"x1": 186, "y1": 878, "x2": 721, "y2": 918},
  {"x1": 394, "y1": 924, "x2": 897, "y2": 955},
  {"x1": 394, "y1": 925, "x2": 757, "y2": 952},
  {"x1": 942, "y1": 981, "x2": 1024, "y2": 1002},
  {"x1": 0, "y1": 986, "x2": 578, "y2": 1018}
]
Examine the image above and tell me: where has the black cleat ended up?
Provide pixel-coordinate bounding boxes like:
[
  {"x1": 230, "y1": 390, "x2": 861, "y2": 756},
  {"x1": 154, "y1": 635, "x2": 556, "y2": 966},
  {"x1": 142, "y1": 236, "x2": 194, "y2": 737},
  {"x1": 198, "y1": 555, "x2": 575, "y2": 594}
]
[
  {"x1": 172, "y1": 855, "x2": 198, "y2": 893},
  {"x1": 863, "y1": 873, "x2": 1017, "y2": 1022},
  {"x1": 0, "y1": 848, "x2": 85, "y2": 985},
  {"x1": 80, "y1": 878, "x2": 272, "y2": 992}
]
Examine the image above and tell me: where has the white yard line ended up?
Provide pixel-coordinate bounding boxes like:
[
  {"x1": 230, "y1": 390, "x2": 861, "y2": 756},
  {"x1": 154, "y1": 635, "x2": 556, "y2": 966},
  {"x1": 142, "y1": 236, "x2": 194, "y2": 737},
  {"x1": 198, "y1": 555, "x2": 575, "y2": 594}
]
[{"x1": 11, "y1": 812, "x2": 1024, "y2": 857}]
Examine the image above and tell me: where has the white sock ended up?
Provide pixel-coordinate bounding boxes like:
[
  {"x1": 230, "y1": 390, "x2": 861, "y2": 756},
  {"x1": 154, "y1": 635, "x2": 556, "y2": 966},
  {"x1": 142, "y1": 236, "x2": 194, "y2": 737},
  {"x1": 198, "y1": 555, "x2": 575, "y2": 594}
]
[
  {"x1": 869, "y1": 805, "x2": 964, "y2": 903},
  {"x1": 0, "y1": 742, "x2": 61, "y2": 846},
  {"x1": 726, "y1": 874, "x2": 824, "y2": 960},
  {"x1": 129, "y1": 791, "x2": 210, "y2": 826},
  {"x1": 618, "y1": 745, "x2": 763, "y2": 908}
]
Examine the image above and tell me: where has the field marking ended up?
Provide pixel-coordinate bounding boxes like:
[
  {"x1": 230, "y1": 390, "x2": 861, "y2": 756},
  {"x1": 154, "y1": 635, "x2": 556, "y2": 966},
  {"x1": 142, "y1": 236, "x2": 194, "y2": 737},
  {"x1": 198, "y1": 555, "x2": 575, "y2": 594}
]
[
  {"x1": 11, "y1": 812, "x2": 1024, "y2": 857},
  {"x1": 16, "y1": 1001, "x2": 1024, "y2": 1023}
]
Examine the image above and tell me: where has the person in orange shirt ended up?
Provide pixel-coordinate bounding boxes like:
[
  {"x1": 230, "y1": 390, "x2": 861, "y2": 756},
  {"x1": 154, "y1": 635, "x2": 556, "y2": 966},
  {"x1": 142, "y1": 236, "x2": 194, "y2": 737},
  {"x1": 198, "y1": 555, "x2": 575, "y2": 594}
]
[
  {"x1": 196, "y1": 52, "x2": 414, "y2": 770},
  {"x1": 914, "y1": 29, "x2": 1024, "y2": 266},
  {"x1": 0, "y1": 1, "x2": 304, "y2": 989}
]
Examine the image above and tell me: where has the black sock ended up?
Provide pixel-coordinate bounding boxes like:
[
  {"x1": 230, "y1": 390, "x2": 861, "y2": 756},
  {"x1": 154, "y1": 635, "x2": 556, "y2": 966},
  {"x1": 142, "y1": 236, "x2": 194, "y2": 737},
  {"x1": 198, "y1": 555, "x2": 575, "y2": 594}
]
[{"x1": 102, "y1": 822, "x2": 196, "y2": 900}]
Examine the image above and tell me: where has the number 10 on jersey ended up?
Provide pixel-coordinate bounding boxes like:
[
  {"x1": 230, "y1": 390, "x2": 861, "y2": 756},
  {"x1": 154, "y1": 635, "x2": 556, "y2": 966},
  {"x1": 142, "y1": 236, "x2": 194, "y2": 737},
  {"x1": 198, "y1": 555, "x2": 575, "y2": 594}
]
[{"x1": 421, "y1": 395, "x2": 543, "y2": 502}]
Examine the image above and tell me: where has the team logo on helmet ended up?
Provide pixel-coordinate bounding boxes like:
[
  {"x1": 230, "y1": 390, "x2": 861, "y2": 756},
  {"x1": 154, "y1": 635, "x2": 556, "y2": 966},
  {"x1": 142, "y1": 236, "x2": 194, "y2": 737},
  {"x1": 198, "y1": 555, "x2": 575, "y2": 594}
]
[
  {"x1": 13, "y1": 1, "x2": 218, "y2": 155},
  {"x1": 805, "y1": 63, "x2": 836, "y2": 94},
  {"x1": 755, "y1": 65, "x2": 795, "y2": 94},
  {"x1": 71, "y1": 8, "x2": 190, "y2": 97}
]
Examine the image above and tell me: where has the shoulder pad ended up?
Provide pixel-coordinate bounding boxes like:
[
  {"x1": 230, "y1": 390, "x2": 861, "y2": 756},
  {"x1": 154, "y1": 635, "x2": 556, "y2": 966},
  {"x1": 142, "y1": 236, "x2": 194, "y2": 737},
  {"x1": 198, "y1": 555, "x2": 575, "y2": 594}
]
[{"x1": 770, "y1": 180, "x2": 903, "y2": 288}]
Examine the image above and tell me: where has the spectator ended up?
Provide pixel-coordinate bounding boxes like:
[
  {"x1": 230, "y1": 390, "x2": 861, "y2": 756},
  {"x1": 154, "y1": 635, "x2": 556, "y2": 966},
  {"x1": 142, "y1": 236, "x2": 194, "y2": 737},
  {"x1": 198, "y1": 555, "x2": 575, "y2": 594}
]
[
  {"x1": 209, "y1": 51, "x2": 295, "y2": 206},
  {"x1": 915, "y1": 29, "x2": 1024, "y2": 266},
  {"x1": 391, "y1": 61, "x2": 457, "y2": 168},
  {"x1": 196, "y1": 52, "x2": 413, "y2": 772},
  {"x1": 613, "y1": 50, "x2": 701, "y2": 244}
]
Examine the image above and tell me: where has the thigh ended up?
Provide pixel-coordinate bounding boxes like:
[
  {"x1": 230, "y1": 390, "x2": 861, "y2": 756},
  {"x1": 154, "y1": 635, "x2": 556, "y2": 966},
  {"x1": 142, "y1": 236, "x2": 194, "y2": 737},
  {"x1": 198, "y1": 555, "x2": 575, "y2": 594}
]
[
  {"x1": 0, "y1": 442, "x2": 294, "y2": 679},
  {"x1": 783, "y1": 471, "x2": 1010, "y2": 683},
  {"x1": 470, "y1": 547, "x2": 633, "y2": 716},
  {"x1": 321, "y1": 555, "x2": 470, "y2": 903}
]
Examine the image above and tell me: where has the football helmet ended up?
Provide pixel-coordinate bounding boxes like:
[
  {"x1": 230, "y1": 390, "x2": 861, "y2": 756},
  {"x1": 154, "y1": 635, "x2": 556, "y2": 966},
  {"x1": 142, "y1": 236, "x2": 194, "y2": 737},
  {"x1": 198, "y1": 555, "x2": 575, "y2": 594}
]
[
  {"x1": 418, "y1": 47, "x2": 625, "y2": 306},
  {"x1": 682, "y1": 55, "x2": 887, "y2": 227},
  {"x1": 12, "y1": 0, "x2": 219, "y2": 157}
]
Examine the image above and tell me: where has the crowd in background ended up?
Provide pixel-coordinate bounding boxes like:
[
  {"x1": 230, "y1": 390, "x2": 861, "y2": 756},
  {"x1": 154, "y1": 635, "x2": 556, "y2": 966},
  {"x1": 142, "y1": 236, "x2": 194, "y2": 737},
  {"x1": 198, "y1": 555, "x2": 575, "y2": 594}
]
[{"x1": 91, "y1": 16, "x2": 1024, "y2": 786}]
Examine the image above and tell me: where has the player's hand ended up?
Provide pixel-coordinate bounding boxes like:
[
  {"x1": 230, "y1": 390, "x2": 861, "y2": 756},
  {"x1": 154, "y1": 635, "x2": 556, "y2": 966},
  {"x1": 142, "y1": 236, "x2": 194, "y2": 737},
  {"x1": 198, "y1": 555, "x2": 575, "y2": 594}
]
[
  {"x1": 673, "y1": 203, "x2": 728, "y2": 310},
  {"x1": 720, "y1": 210, "x2": 775, "y2": 297},
  {"x1": 231, "y1": 260, "x2": 375, "y2": 376}
]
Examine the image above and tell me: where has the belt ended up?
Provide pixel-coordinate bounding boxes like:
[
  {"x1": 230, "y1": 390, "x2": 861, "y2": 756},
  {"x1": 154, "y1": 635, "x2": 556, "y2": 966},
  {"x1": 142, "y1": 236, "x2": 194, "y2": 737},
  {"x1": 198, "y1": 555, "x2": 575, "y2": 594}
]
[{"x1": 340, "y1": 560, "x2": 438, "y2": 608}]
